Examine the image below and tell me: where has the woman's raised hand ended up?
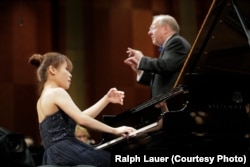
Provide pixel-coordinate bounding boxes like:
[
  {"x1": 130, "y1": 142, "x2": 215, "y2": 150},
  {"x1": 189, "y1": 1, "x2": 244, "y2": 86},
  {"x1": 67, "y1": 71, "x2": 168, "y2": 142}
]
[{"x1": 106, "y1": 88, "x2": 125, "y2": 105}]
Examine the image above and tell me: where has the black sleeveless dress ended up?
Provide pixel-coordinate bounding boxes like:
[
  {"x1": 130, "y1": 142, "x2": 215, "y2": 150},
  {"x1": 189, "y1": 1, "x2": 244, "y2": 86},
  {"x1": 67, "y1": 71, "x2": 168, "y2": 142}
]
[{"x1": 39, "y1": 110, "x2": 110, "y2": 166}]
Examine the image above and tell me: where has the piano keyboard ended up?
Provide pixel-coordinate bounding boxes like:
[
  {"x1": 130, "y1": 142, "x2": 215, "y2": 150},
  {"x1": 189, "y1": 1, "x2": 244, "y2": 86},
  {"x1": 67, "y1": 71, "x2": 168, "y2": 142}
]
[{"x1": 95, "y1": 122, "x2": 158, "y2": 150}]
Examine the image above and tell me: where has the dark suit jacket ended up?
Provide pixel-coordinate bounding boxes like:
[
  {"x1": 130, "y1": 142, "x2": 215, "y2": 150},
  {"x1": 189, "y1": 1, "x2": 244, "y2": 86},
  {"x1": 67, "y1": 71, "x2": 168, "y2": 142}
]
[{"x1": 138, "y1": 34, "x2": 191, "y2": 97}]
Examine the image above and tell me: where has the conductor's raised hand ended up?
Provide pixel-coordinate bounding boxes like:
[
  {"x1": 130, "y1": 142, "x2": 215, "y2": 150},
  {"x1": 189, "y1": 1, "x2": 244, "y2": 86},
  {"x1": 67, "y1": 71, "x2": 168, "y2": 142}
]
[
  {"x1": 124, "y1": 56, "x2": 139, "y2": 72},
  {"x1": 126, "y1": 47, "x2": 144, "y2": 60}
]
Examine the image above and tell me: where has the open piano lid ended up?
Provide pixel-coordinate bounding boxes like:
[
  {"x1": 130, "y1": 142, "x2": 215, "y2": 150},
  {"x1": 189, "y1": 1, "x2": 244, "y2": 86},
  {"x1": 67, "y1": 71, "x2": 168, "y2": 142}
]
[
  {"x1": 171, "y1": 0, "x2": 250, "y2": 137},
  {"x1": 175, "y1": 0, "x2": 250, "y2": 87},
  {"x1": 173, "y1": 0, "x2": 250, "y2": 108}
]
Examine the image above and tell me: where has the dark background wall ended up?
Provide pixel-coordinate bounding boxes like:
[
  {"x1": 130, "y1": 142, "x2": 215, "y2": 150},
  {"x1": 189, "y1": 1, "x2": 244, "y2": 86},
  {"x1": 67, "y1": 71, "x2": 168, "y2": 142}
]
[{"x1": 0, "y1": 0, "x2": 212, "y2": 144}]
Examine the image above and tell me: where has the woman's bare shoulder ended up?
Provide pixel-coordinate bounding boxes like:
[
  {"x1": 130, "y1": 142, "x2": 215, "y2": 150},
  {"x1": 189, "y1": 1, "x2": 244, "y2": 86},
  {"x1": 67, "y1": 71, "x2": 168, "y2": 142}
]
[
  {"x1": 43, "y1": 87, "x2": 68, "y2": 98},
  {"x1": 38, "y1": 87, "x2": 69, "y2": 110}
]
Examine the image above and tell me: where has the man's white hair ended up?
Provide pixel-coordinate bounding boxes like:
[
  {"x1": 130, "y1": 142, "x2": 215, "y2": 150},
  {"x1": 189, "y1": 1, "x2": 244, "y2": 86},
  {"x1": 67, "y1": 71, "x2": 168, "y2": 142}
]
[{"x1": 153, "y1": 14, "x2": 180, "y2": 34}]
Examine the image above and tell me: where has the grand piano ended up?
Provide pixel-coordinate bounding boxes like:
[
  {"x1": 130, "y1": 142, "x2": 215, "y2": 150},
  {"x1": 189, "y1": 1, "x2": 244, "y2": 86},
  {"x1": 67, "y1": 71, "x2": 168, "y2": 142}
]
[{"x1": 96, "y1": 0, "x2": 250, "y2": 153}]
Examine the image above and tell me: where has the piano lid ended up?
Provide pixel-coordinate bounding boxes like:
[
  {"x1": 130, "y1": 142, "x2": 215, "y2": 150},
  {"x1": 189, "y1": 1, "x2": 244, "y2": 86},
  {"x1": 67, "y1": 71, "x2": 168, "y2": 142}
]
[{"x1": 174, "y1": 0, "x2": 250, "y2": 87}]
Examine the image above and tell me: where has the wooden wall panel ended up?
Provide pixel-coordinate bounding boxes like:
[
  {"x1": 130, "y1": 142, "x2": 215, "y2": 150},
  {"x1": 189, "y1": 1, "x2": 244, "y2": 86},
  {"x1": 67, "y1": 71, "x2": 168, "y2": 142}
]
[
  {"x1": 0, "y1": 84, "x2": 14, "y2": 129},
  {"x1": 0, "y1": 0, "x2": 52, "y2": 144}
]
